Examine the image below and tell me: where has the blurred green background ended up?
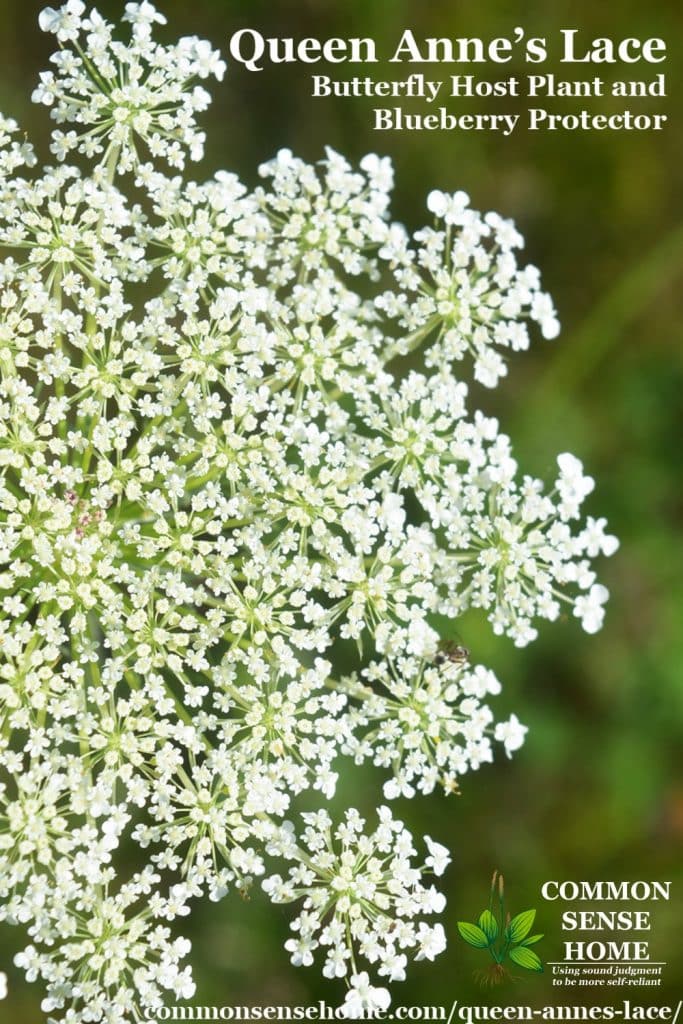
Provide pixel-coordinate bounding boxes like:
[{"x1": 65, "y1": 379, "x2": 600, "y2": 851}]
[{"x1": 1, "y1": 0, "x2": 682, "y2": 1019}]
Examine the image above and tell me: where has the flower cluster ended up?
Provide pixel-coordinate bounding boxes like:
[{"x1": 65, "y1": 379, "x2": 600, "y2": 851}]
[
  {"x1": 342, "y1": 657, "x2": 526, "y2": 798},
  {"x1": 34, "y1": 1, "x2": 225, "y2": 169},
  {"x1": 0, "y1": 3, "x2": 617, "y2": 1020},
  {"x1": 263, "y1": 807, "x2": 448, "y2": 993}
]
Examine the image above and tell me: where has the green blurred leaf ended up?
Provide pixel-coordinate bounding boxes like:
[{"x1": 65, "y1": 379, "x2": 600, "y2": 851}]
[
  {"x1": 509, "y1": 946, "x2": 544, "y2": 972},
  {"x1": 521, "y1": 933, "x2": 544, "y2": 946},
  {"x1": 457, "y1": 921, "x2": 489, "y2": 948},
  {"x1": 506, "y1": 909, "x2": 536, "y2": 943},
  {"x1": 478, "y1": 909, "x2": 498, "y2": 943}
]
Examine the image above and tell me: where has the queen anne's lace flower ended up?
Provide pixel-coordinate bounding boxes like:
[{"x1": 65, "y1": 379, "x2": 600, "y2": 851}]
[
  {"x1": 263, "y1": 807, "x2": 448, "y2": 984},
  {"x1": 33, "y1": 1, "x2": 224, "y2": 171},
  {"x1": 341, "y1": 657, "x2": 514, "y2": 797},
  {"x1": 0, "y1": 4, "x2": 618, "y2": 1020}
]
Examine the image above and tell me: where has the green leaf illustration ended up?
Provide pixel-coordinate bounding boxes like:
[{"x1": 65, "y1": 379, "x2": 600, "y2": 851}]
[
  {"x1": 509, "y1": 945, "x2": 544, "y2": 972},
  {"x1": 478, "y1": 909, "x2": 499, "y2": 943},
  {"x1": 521, "y1": 933, "x2": 544, "y2": 946},
  {"x1": 506, "y1": 908, "x2": 536, "y2": 944},
  {"x1": 457, "y1": 921, "x2": 489, "y2": 948}
]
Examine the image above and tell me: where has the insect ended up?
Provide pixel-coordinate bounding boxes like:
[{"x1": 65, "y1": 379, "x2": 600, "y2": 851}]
[{"x1": 434, "y1": 638, "x2": 470, "y2": 667}]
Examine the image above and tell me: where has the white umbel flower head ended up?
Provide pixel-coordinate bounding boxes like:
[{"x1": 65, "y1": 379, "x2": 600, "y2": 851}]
[{"x1": 0, "y1": 3, "x2": 617, "y2": 1018}]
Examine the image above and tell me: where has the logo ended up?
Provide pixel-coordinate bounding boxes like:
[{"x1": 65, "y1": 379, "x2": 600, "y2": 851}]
[{"x1": 457, "y1": 870, "x2": 545, "y2": 985}]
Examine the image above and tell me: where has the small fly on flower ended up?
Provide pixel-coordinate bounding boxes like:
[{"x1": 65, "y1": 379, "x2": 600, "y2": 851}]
[{"x1": 434, "y1": 638, "x2": 470, "y2": 667}]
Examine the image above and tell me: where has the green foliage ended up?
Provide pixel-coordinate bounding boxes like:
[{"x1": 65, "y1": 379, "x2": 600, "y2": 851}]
[
  {"x1": 509, "y1": 947, "x2": 544, "y2": 972},
  {"x1": 456, "y1": 873, "x2": 545, "y2": 978},
  {"x1": 506, "y1": 909, "x2": 536, "y2": 944},
  {"x1": 457, "y1": 923, "x2": 490, "y2": 949},
  {"x1": 478, "y1": 910, "x2": 499, "y2": 943}
]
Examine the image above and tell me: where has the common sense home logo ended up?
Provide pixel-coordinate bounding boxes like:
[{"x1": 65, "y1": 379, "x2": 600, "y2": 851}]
[
  {"x1": 541, "y1": 879, "x2": 671, "y2": 963},
  {"x1": 457, "y1": 872, "x2": 544, "y2": 985}
]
